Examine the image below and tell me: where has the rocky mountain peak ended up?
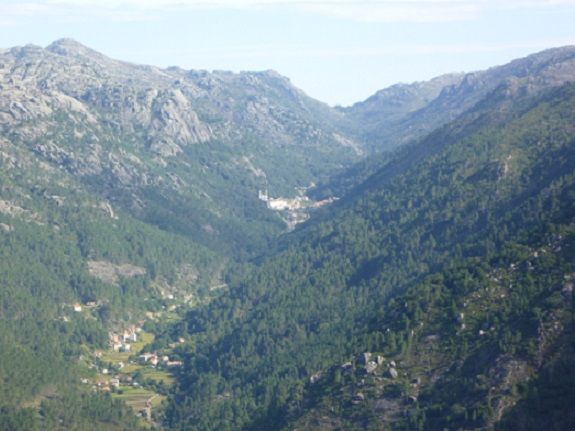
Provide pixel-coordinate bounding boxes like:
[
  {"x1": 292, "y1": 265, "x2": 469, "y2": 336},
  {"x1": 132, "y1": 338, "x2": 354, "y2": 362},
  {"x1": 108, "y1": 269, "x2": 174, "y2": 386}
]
[{"x1": 46, "y1": 37, "x2": 103, "y2": 59}]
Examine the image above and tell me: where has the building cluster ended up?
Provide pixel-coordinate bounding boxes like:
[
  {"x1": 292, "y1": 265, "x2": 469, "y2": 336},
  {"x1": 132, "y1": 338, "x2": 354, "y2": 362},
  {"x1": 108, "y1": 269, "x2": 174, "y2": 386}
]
[
  {"x1": 83, "y1": 373, "x2": 139, "y2": 393},
  {"x1": 109, "y1": 325, "x2": 141, "y2": 352},
  {"x1": 138, "y1": 352, "x2": 182, "y2": 368},
  {"x1": 72, "y1": 300, "x2": 98, "y2": 313}
]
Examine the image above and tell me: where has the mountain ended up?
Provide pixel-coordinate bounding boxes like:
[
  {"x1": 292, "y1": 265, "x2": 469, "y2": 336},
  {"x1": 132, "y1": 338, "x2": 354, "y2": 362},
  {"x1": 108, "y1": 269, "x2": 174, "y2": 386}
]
[
  {"x1": 0, "y1": 82, "x2": 223, "y2": 430},
  {"x1": 162, "y1": 62, "x2": 575, "y2": 430},
  {"x1": 0, "y1": 38, "x2": 361, "y2": 256},
  {"x1": 341, "y1": 73, "x2": 464, "y2": 146},
  {"x1": 0, "y1": 38, "x2": 360, "y2": 430},
  {"x1": 309, "y1": 46, "x2": 575, "y2": 201},
  {"x1": 2, "y1": 41, "x2": 575, "y2": 430},
  {"x1": 343, "y1": 46, "x2": 575, "y2": 152},
  {"x1": 281, "y1": 82, "x2": 575, "y2": 431}
]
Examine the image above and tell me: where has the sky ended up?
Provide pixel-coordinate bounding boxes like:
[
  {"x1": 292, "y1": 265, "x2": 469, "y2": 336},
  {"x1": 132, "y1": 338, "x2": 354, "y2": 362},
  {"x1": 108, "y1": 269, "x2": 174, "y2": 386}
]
[{"x1": 1, "y1": 1, "x2": 575, "y2": 106}]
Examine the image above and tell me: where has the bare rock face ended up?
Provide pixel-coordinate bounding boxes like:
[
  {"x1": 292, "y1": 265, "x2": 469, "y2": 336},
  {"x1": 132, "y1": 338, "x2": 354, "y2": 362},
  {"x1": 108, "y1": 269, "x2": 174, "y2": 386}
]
[
  {"x1": 0, "y1": 39, "x2": 356, "y2": 190},
  {"x1": 0, "y1": 40, "x2": 214, "y2": 154},
  {"x1": 148, "y1": 88, "x2": 213, "y2": 154},
  {"x1": 88, "y1": 260, "x2": 147, "y2": 285}
]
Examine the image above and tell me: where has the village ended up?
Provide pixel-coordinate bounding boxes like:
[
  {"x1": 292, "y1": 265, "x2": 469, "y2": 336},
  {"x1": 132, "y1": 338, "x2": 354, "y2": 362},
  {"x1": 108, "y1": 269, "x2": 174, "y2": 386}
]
[
  {"x1": 69, "y1": 301, "x2": 184, "y2": 422},
  {"x1": 107, "y1": 325, "x2": 183, "y2": 367},
  {"x1": 258, "y1": 189, "x2": 338, "y2": 230}
]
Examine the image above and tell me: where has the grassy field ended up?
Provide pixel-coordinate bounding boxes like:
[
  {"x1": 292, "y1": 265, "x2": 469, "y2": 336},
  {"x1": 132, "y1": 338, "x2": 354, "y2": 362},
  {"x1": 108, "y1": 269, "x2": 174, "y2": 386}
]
[
  {"x1": 139, "y1": 367, "x2": 175, "y2": 385},
  {"x1": 112, "y1": 386, "x2": 164, "y2": 412},
  {"x1": 120, "y1": 362, "x2": 141, "y2": 373},
  {"x1": 100, "y1": 350, "x2": 131, "y2": 364}
]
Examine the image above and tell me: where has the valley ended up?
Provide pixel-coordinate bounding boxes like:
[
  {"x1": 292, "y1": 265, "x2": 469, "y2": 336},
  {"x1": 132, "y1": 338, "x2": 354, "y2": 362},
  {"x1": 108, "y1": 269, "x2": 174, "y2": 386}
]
[
  {"x1": 259, "y1": 186, "x2": 338, "y2": 230},
  {"x1": 1, "y1": 40, "x2": 575, "y2": 431}
]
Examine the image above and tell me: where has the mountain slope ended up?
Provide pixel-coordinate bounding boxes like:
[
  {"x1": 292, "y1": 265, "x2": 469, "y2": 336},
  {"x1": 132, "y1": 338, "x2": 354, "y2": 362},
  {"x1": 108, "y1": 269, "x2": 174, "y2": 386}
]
[
  {"x1": 0, "y1": 38, "x2": 360, "y2": 429},
  {"x1": 0, "y1": 121, "x2": 225, "y2": 429},
  {"x1": 287, "y1": 223, "x2": 575, "y2": 431},
  {"x1": 343, "y1": 46, "x2": 575, "y2": 152},
  {"x1": 163, "y1": 78, "x2": 575, "y2": 430},
  {"x1": 0, "y1": 39, "x2": 360, "y2": 255}
]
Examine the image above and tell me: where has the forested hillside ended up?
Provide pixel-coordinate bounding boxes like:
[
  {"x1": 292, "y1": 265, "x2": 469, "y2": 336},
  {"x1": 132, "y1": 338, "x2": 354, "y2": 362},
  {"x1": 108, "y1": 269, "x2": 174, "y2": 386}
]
[
  {"x1": 163, "y1": 79, "x2": 575, "y2": 430},
  {"x1": 0, "y1": 39, "x2": 360, "y2": 429},
  {"x1": 0, "y1": 123, "x2": 223, "y2": 429}
]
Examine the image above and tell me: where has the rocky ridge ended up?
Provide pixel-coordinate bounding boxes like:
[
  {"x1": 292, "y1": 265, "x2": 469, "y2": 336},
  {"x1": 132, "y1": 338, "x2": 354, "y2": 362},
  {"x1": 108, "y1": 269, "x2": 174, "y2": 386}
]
[
  {"x1": 0, "y1": 37, "x2": 356, "y2": 176},
  {"x1": 343, "y1": 45, "x2": 575, "y2": 151},
  {"x1": 0, "y1": 39, "x2": 360, "y2": 253}
]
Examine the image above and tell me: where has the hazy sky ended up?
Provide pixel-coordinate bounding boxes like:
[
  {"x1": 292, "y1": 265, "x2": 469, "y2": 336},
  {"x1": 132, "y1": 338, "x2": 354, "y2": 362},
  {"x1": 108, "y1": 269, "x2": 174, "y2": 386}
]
[{"x1": 1, "y1": 0, "x2": 575, "y2": 106}]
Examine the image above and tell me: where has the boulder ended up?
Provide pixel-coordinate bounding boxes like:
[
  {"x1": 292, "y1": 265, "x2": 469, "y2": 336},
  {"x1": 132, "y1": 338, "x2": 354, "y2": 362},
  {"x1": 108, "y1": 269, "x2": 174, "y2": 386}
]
[
  {"x1": 341, "y1": 362, "x2": 353, "y2": 373},
  {"x1": 351, "y1": 393, "x2": 365, "y2": 405},
  {"x1": 357, "y1": 352, "x2": 372, "y2": 365},
  {"x1": 309, "y1": 372, "x2": 321, "y2": 384},
  {"x1": 365, "y1": 361, "x2": 378, "y2": 374}
]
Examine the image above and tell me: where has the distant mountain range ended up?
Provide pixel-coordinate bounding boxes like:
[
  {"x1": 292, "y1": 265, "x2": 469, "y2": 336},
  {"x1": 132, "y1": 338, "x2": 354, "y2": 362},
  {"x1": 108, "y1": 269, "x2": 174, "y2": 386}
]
[{"x1": 343, "y1": 45, "x2": 575, "y2": 152}]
